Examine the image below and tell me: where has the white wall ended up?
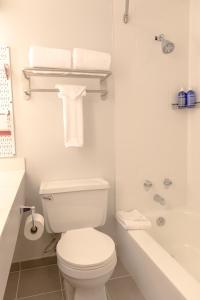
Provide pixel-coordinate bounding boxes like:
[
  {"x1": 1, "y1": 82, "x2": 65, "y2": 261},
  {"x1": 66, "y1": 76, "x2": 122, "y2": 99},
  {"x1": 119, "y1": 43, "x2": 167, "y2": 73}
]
[
  {"x1": 0, "y1": 0, "x2": 115, "y2": 261},
  {"x1": 113, "y1": 0, "x2": 189, "y2": 212},
  {"x1": 188, "y1": 0, "x2": 200, "y2": 209}
]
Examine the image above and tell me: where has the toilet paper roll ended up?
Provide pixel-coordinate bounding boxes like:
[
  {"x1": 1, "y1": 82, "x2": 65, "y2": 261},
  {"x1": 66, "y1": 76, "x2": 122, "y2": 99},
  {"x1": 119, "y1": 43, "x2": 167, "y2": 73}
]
[{"x1": 24, "y1": 213, "x2": 44, "y2": 241}]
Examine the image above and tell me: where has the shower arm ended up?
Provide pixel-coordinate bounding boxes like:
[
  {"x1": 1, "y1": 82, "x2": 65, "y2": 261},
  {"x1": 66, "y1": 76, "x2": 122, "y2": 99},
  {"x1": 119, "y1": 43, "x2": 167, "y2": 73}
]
[
  {"x1": 123, "y1": 0, "x2": 129, "y2": 24},
  {"x1": 155, "y1": 34, "x2": 165, "y2": 42}
]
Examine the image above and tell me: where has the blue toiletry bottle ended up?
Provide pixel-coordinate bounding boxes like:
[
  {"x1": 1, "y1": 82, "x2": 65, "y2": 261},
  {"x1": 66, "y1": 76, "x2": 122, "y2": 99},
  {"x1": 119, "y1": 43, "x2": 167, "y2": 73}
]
[
  {"x1": 177, "y1": 89, "x2": 187, "y2": 108},
  {"x1": 187, "y1": 90, "x2": 196, "y2": 107}
]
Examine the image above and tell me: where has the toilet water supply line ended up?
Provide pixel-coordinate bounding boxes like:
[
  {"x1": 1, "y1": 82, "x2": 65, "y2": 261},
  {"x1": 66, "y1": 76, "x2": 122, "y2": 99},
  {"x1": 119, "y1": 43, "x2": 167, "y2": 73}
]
[{"x1": 43, "y1": 234, "x2": 60, "y2": 254}]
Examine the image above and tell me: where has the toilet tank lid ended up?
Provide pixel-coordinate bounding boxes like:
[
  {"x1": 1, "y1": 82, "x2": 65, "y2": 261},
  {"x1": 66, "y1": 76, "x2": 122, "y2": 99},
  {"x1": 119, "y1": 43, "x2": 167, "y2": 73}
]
[{"x1": 39, "y1": 178, "x2": 110, "y2": 195}]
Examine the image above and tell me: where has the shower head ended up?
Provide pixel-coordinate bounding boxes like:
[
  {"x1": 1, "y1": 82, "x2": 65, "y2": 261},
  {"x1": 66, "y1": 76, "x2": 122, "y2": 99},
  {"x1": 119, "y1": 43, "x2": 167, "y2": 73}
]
[
  {"x1": 155, "y1": 34, "x2": 175, "y2": 54},
  {"x1": 162, "y1": 39, "x2": 175, "y2": 54}
]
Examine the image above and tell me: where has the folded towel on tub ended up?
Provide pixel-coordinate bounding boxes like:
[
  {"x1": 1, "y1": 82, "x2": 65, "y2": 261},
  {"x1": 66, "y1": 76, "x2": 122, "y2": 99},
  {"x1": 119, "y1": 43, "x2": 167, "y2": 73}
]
[{"x1": 116, "y1": 210, "x2": 152, "y2": 230}]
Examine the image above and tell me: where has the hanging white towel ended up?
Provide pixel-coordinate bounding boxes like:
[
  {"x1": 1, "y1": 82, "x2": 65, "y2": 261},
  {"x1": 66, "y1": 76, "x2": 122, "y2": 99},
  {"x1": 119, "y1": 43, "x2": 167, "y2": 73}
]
[
  {"x1": 56, "y1": 85, "x2": 86, "y2": 148},
  {"x1": 116, "y1": 210, "x2": 152, "y2": 230},
  {"x1": 29, "y1": 46, "x2": 72, "y2": 69},
  {"x1": 73, "y1": 48, "x2": 111, "y2": 71}
]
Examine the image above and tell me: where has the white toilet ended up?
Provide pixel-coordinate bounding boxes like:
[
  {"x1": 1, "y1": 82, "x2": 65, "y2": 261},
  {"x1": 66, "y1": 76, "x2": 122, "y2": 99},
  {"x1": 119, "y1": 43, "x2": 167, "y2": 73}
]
[{"x1": 39, "y1": 178, "x2": 117, "y2": 300}]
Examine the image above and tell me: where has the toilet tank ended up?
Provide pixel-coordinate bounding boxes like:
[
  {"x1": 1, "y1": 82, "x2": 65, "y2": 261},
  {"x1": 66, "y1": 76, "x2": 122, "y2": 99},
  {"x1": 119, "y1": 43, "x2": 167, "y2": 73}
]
[{"x1": 39, "y1": 178, "x2": 110, "y2": 233}]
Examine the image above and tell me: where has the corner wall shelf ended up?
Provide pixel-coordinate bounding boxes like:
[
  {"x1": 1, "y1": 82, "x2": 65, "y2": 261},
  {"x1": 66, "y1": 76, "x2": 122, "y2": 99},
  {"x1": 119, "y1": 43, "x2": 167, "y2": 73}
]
[
  {"x1": 172, "y1": 102, "x2": 200, "y2": 109},
  {"x1": 22, "y1": 67, "x2": 112, "y2": 100}
]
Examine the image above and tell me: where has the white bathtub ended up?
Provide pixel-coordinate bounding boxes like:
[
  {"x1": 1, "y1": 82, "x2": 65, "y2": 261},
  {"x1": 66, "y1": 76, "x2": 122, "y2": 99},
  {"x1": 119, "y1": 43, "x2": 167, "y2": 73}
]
[{"x1": 117, "y1": 209, "x2": 200, "y2": 300}]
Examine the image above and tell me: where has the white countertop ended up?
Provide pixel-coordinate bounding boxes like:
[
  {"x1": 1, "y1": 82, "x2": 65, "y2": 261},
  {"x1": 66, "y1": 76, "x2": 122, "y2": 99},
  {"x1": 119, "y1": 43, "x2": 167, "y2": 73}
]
[
  {"x1": 0, "y1": 169, "x2": 25, "y2": 237},
  {"x1": 0, "y1": 158, "x2": 25, "y2": 300}
]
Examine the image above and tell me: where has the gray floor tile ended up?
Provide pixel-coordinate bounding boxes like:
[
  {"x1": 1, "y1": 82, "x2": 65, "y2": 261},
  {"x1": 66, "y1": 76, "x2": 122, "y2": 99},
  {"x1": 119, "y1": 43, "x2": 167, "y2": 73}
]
[
  {"x1": 107, "y1": 277, "x2": 145, "y2": 300},
  {"x1": 111, "y1": 259, "x2": 128, "y2": 279},
  {"x1": 3, "y1": 272, "x2": 19, "y2": 300},
  {"x1": 17, "y1": 265, "x2": 61, "y2": 298},
  {"x1": 21, "y1": 256, "x2": 57, "y2": 270},
  {"x1": 18, "y1": 291, "x2": 64, "y2": 300}
]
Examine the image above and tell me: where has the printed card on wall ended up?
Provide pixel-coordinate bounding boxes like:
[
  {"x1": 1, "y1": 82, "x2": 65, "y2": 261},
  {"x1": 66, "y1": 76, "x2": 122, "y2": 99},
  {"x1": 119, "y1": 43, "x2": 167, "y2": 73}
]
[{"x1": 0, "y1": 45, "x2": 15, "y2": 157}]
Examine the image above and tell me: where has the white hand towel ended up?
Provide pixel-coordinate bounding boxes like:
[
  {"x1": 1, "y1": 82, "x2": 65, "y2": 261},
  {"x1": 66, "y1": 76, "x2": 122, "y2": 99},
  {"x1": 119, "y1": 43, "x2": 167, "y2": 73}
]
[
  {"x1": 29, "y1": 46, "x2": 72, "y2": 69},
  {"x1": 73, "y1": 48, "x2": 111, "y2": 71},
  {"x1": 116, "y1": 210, "x2": 152, "y2": 230},
  {"x1": 56, "y1": 85, "x2": 86, "y2": 148}
]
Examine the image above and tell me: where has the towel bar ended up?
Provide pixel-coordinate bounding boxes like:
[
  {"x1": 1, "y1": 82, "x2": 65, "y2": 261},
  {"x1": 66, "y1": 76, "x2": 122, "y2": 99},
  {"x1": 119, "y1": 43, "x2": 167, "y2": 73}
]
[
  {"x1": 23, "y1": 67, "x2": 111, "y2": 100},
  {"x1": 24, "y1": 88, "x2": 107, "y2": 98}
]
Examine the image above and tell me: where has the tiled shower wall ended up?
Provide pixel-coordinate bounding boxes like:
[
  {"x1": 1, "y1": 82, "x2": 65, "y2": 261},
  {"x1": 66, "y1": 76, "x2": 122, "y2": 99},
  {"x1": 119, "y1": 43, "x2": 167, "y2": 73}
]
[{"x1": 114, "y1": 0, "x2": 189, "y2": 212}]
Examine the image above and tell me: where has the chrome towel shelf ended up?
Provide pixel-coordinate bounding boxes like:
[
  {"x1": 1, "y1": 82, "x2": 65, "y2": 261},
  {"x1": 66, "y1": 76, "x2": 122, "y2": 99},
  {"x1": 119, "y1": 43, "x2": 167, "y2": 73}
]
[
  {"x1": 172, "y1": 102, "x2": 200, "y2": 109},
  {"x1": 23, "y1": 67, "x2": 111, "y2": 80},
  {"x1": 22, "y1": 67, "x2": 112, "y2": 100}
]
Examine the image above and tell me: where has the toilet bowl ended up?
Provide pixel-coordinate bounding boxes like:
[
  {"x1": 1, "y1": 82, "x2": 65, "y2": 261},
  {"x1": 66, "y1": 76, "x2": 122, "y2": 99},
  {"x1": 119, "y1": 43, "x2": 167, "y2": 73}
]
[{"x1": 57, "y1": 228, "x2": 117, "y2": 300}]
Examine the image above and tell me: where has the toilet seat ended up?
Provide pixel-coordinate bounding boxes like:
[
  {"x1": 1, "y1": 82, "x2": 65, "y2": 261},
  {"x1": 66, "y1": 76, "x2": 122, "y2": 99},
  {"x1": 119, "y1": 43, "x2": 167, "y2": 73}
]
[
  {"x1": 57, "y1": 227, "x2": 116, "y2": 269},
  {"x1": 57, "y1": 228, "x2": 117, "y2": 279}
]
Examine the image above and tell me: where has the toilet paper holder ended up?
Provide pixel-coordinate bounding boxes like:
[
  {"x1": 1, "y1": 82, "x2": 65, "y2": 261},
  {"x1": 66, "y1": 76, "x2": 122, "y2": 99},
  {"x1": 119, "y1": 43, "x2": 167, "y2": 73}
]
[{"x1": 20, "y1": 206, "x2": 38, "y2": 233}]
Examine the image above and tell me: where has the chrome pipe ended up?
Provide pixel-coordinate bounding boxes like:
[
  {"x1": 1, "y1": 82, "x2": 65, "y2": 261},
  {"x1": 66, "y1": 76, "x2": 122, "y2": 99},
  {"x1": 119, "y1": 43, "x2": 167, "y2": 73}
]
[{"x1": 123, "y1": 0, "x2": 129, "y2": 24}]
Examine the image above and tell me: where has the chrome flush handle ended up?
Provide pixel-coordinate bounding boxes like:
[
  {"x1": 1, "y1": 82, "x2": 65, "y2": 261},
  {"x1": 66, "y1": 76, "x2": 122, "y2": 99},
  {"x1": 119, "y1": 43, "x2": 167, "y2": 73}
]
[{"x1": 42, "y1": 195, "x2": 52, "y2": 201}]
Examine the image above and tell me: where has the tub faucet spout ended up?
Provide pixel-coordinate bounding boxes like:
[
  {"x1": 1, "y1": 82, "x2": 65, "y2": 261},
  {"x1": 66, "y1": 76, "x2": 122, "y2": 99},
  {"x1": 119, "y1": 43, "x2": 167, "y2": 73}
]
[{"x1": 153, "y1": 194, "x2": 166, "y2": 206}]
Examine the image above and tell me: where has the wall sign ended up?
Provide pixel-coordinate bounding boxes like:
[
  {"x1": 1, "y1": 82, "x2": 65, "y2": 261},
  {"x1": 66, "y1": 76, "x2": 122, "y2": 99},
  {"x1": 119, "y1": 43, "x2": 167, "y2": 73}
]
[{"x1": 0, "y1": 45, "x2": 15, "y2": 157}]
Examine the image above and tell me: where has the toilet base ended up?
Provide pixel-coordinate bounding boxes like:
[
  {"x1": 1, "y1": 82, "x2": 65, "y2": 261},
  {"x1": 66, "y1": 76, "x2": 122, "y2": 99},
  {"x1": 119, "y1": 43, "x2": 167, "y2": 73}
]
[
  {"x1": 75, "y1": 286, "x2": 107, "y2": 300},
  {"x1": 63, "y1": 279, "x2": 74, "y2": 300},
  {"x1": 63, "y1": 274, "x2": 110, "y2": 300},
  {"x1": 63, "y1": 279, "x2": 108, "y2": 300}
]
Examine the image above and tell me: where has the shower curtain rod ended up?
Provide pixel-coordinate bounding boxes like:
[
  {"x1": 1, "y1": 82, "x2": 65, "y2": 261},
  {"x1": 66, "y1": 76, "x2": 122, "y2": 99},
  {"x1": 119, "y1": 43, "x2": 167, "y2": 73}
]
[{"x1": 123, "y1": 0, "x2": 129, "y2": 24}]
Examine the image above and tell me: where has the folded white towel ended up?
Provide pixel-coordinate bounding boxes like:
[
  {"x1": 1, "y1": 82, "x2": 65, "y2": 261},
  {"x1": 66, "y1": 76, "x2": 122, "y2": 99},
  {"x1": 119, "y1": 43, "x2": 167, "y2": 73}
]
[
  {"x1": 117, "y1": 210, "x2": 147, "y2": 221},
  {"x1": 29, "y1": 46, "x2": 72, "y2": 69},
  {"x1": 116, "y1": 210, "x2": 152, "y2": 230},
  {"x1": 56, "y1": 85, "x2": 86, "y2": 148},
  {"x1": 73, "y1": 48, "x2": 111, "y2": 71}
]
